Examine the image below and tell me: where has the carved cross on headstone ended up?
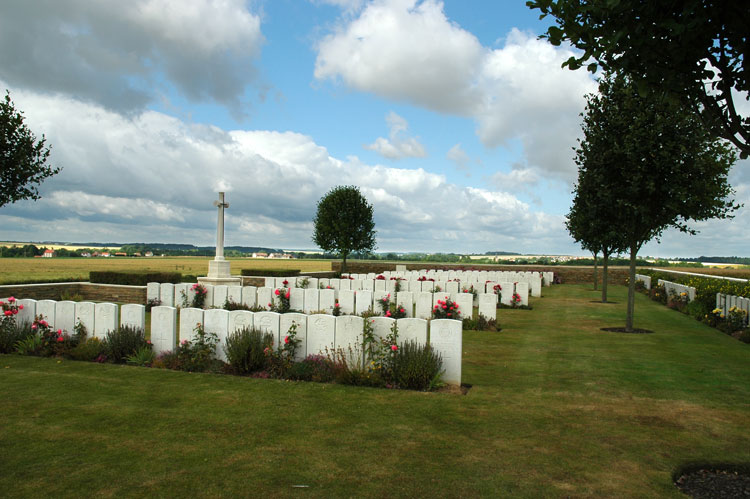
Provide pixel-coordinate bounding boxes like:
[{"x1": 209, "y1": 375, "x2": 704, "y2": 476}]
[{"x1": 213, "y1": 192, "x2": 229, "y2": 260}]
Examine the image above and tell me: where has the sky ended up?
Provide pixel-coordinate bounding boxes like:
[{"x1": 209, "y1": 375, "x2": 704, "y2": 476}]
[{"x1": 0, "y1": 0, "x2": 748, "y2": 257}]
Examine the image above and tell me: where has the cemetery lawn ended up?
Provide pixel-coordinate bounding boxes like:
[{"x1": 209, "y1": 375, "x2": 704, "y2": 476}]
[
  {"x1": 2, "y1": 285, "x2": 748, "y2": 497},
  {"x1": 0, "y1": 257, "x2": 331, "y2": 284}
]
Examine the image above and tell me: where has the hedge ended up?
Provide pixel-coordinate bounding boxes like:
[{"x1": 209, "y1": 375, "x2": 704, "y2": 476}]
[
  {"x1": 89, "y1": 271, "x2": 182, "y2": 286},
  {"x1": 240, "y1": 269, "x2": 301, "y2": 277},
  {"x1": 638, "y1": 269, "x2": 750, "y2": 314}
]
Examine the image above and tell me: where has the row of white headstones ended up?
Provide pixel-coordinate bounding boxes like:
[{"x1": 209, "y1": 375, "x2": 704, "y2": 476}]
[
  {"x1": 5, "y1": 297, "x2": 463, "y2": 384},
  {"x1": 149, "y1": 282, "x2": 524, "y2": 321}
]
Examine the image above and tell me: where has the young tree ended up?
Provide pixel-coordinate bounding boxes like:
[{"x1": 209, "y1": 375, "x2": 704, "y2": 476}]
[
  {"x1": 527, "y1": 0, "x2": 750, "y2": 158},
  {"x1": 572, "y1": 74, "x2": 738, "y2": 330},
  {"x1": 1, "y1": 91, "x2": 60, "y2": 207},
  {"x1": 312, "y1": 185, "x2": 376, "y2": 273}
]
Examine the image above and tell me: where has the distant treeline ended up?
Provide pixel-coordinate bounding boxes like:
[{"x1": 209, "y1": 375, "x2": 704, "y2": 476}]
[{"x1": 672, "y1": 256, "x2": 750, "y2": 265}]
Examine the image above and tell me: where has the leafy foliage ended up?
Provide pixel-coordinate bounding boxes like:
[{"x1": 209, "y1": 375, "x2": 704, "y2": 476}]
[
  {"x1": 312, "y1": 185, "x2": 376, "y2": 272},
  {"x1": 104, "y1": 325, "x2": 149, "y2": 363},
  {"x1": 0, "y1": 91, "x2": 61, "y2": 207},
  {"x1": 572, "y1": 73, "x2": 738, "y2": 330},
  {"x1": 390, "y1": 340, "x2": 444, "y2": 391},
  {"x1": 528, "y1": 0, "x2": 750, "y2": 157},
  {"x1": 223, "y1": 326, "x2": 272, "y2": 375}
]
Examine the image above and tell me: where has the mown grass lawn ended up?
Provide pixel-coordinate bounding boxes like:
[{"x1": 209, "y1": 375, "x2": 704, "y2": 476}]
[{"x1": 1, "y1": 284, "x2": 748, "y2": 497}]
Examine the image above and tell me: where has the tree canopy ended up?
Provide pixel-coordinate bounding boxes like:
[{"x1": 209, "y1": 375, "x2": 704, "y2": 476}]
[
  {"x1": 527, "y1": 0, "x2": 750, "y2": 157},
  {"x1": 312, "y1": 185, "x2": 376, "y2": 273},
  {"x1": 572, "y1": 74, "x2": 738, "y2": 330},
  {"x1": 1, "y1": 90, "x2": 60, "y2": 207}
]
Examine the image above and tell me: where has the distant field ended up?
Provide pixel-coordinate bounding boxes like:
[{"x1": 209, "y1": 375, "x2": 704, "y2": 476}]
[
  {"x1": 0, "y1": 242, "x2": 122, "y2": 251},
  {"x1": 0, "y1": 257, "x2": 331, "y2": 284},
  {"x1": 654, "y1": 266, "x2": 750, "y2": 280}
]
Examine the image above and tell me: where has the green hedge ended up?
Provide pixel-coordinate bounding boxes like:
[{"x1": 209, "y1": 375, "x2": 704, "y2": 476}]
[
  {"x1": 89, "y1": 271, "x2": 182, "y2": 286},
  {"x1": 240, "y1": 269, "x2": 301, "y2": 277}
]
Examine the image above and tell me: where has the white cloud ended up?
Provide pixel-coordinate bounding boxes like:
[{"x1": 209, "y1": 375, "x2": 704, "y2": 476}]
[
  {"x1": 314, "y1": 0, "x2": 596, "y2": 180},
  {"x1": 446, "y1": 143, "x2": 475, "y2": 174},
  {"x1": 0, "y1": 88, "x2": 574, "y2": 252},
  {"x1": 365, "y1": 111, "x2": 427, "y2": 160},
  {"x1": 0, "y1": 0, "x2": 264, "y2": 115}
]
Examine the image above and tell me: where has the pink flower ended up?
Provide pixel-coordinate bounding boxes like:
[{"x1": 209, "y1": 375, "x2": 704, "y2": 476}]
[
  {"x1": 447, "y1": 313, "x2": 452, "y2": 317},
  {"x1": 57, "y1": 336, "x2": 64, "y2": 342},
  {"x1": 442, "y1": 305, "x2": 447, "y2": 310},
  {"x1": 391, "y1": 345, "x2": 398, "y2": 352},
  {"x1": 267, "y1": 302, "x2": 272, "y2": 308},
  {"x1": 146, "y1": 340, "x2": 152, "y2": 345},
  {"x1": 334, "y1": 303, "x2": 340, "y2": 308},
  {"x1": 399, "y1": 308, "x2": 404, "y2": 313},
  {"x1": 31, "y1": 324, "x2": 37, "y2": 330},
  {"x1": 57, "y1": 329, "x2": 62, "y2": 335},
  {"x1": 18, "y1": 304, "x2": 23, "y2": 310},
  {"x1": 283, "y1": 280, "x2": 289, "y2": 286},
  {"x1": 8, "y1": 297, "x2": 15, "y2": 302},
  {"x1": 434, "y1": 305, "x2": 438, "y2": 309},
  {"x1": 40, "y1": 320, "x2": 48, "y2": 327},
  {"x1": 284, "y1": 336, "x2": 289, "y2": 344},
  {"x1": 285, "y1": 291, "x2": 290, "y2": 299},
  {"x1": 274, "y1": 289, "x2": 280, "y2": 296},
  {"x1": 3, "y1": 311, "x2": 10, "y2": 316},
  {"x1": 386, "y1": 310, "x2": 391, "y2": 317},
  {"x1": 181, "y1": 340, "x2": 188, "y2": 345}
]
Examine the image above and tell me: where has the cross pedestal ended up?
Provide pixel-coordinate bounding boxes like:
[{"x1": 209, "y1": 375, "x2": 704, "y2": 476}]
[{"x1": 199, "y1": 192, "x2": 241, "y2": 286}]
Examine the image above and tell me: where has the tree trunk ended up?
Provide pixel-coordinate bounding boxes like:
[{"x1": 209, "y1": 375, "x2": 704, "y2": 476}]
[
  {"x1": 601, "y1": 251, "x2": 609, "y2": 303},
  {"x1": 626, "y1": 244, "x2": 638, "y2": 332},
  {"x1": 592, "y1": 252, "x2": 599, "y2": 291},
  {"x1": 341, "y1": 252, "x2": 348, "y2": 274}
]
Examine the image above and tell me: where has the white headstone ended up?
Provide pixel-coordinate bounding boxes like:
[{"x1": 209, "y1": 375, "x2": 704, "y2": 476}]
[
  {"x1": 370, "y1": 316, "x2": 395, "y2": 343},
  {"x1": 454, "y1": 293, "x2": 473, "y2": 321},
  {"x1": 319, "y1": 278, "x2": 330, "y2": 289},
  {"x1": 151, "y1": 306, "x2": 177, "y2": 355},
  {"x1": 329, "y1": 278, "x2": 341, "y2": 290},
  {"x1": 307, "y1": 314, "x2": 335, "y2": 356},
  {"x1": 289, "y1": 288, "x2": 304, "y2": 312},
  {"x1": 55, "y1": 301, "x2": 76, "y2": 333},
  {"x1": 280, "y1": 313, "x2": 307, "y2": 361},
  {"x1": 227, "y1": 285, "x2": 243, "y2": 305},
  {"x1": 445, "y1": 281, "x2": 459, "y2": 294},
  {"x1": 429, "y1": 319, "x2": 462, "y2": 385},
  {"x1": 204, "y1": 309, "x2": 230, "y2": 362},
  {"x1": 74, "y1": 301, "x2": 95, "y2": 336},
  {"x1": 179, "y1": 307, "x2": 204, "y2": 344},
  {"x1": 16, "y1": 298, "x2": 36, "y2": 326},
  {"x1": 229, "y1": 310, "x2": 254, "y2": 333},
  {"x1": 147, "y1": 282, "x2": 161, "y2": 302},
  {"x1": 319, "y1": 289, "x2": 335, "y2": 314},
  {"x1": 203, "y1": 284, "x2": 215, "y2": 309},
  {"x1": 350, "y1": 279, "x2": 363, "y2": 291},
  {"x1": 307, "y1": 277, "x2": 319, "y2": 290},
  {"x1": 363, "y1": 279, "x2": 374, "y2": 291},
  {"x1": 338, "y1": 290, "x2": 355, "y2": 315},
  {"x1": 174, "y1": 283, "x2": 189, "y2": 307},
  {"x1": 432, "y1": 293, "x2": 451, "y2": 312},
  {"x1": 396, "y1": 291, "x2": 414, "y2": 318},
  {"x1": 516, "y1": 282, "x2": 529, "y2": 306},
  {"x1": 339, "y1": 279, "x2": 351, "y2": 291},
  {"x1": 477, "y1": 293, "x2": 497, "y2": 322},
  {"x1": 355, "y1": 290, "x2": 374, "y2": 316},
  {"x1": 414, "y1": 292, "x2": 433, "y2": 320},
  {"x1": 254, "y1": 311, "x2": 281, "y2": 348},
  {"x1": 159, "y1": 283, "x2": 175, "y2": 307},
  {"x1": 304, "y1": 288, "x2": 320, "y2": 313},
  {"x1": 529, "y1": 277, "x2": 542, "y2": 298},
  {"x1": 499, "y1": 283, "x2": 513, "y2": 306},
  {"x1": 242, "y1": 286, "x2": 257, "y2": 309},
  {"x1": 213, "y1": 285, "x2": 229, "y2": 308},
  {"x1": 257, "y1": 287, "x2": 273, "y2": 310},
  {"x1": 120, "y1": 304, "x2": 146, "y2": 330},
  {"x1": 36, "y1": 299, "x2": 56, "y2": 326},
  {"x1": 265, "y1": 277, "x2": 275, "y2": 288},
  {"x1": 335, "y1": 315, "x2": 364, "y2": 366},
  {"x1": 94, "y1": 303, "x2": 119, "y2": 339},
  {"x1": 374, "y1": 279, "x2": 386, "y2": 291},
  {"x1": 396, "y1": 318, "x2": 427, "y2": 346}
]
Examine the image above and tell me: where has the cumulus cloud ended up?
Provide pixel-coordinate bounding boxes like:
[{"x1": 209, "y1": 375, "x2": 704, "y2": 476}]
[
  {"x1": 0, "y1": 0, "x2": 264, "y2": 115},
  {"x1": 365, "y1": 111, "x2": 427, "y2": 160},
  {"x1": 0, "y1": 88, "x2": 575, "y2": 252},
  {"x1": 314, "y1": 0, "x2": 596, "y2": 180}
]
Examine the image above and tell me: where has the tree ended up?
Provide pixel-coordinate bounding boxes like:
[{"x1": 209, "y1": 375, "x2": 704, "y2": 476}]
[
  {"x1": 571, "y1": 74, "x2": 738, "y2": 331},
  {"x1": 527, "y1": 0, "x2": 750, "y2": 158},
  {"x1": 566, "y1": 166, "x2": 627, "y2": 302},
  {"x1": 1, "y1": 91, "x2": 60, "y2": 207},
  {"x1": 312, "y1": 186, "x2": 376, "y2": 273}
]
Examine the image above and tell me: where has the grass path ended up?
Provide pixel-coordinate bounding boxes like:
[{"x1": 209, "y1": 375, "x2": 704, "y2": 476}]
[{"x1": 1, "y1": 284, "x2": 748, "y2": 497}]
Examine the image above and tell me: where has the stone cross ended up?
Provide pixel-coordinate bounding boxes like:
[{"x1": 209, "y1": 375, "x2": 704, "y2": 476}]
[{"x1": 213, "y1": 192, "x2": 229, "y2": 260}]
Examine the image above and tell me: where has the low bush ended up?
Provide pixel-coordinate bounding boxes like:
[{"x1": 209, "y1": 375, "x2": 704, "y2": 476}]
[
  {"x1": 463, "y1": 314, "x2": 498, "y2": 331},
  {"x1": 286, "y1": 354, "x2": 336, "y2": 382},
  {"x1": 240, "y1": 269, "x2": 301, "y2": 277},
  {"x1": 223, "y1": 327, "x2": 272, "y2": 374},
  {"x1": 175, "y1": 324, "x2": 220, "y2": 372},
  {"x1": 89, "y1": 271, "x2": 182, "y2": 286},
  {"x1": 69, "y1": 338, "x2": 106, "y2": 362},
  {"x1": 223, "y1": 300, "x2": 252, "y2": 311},
  {"x1": 390, "y1": 341, "x2": 444, "y2": 391},
  {"x1": 1, "y1": 320, "x2": 33, "y2": 354},
  {"x1": 104, "y1": 325, "x2": 149, "y2": 363},
  {"x1": 126, "y1": 346, "x2": 155, "y2": 366}
]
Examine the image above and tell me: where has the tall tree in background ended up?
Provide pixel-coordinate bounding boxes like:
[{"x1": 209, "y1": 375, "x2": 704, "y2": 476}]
[
  {"x1": 572, "y1": 74, "x2": 738, "y2": 331},
  {"x1": 527, "y1": 0, "x2": 750, "y2": 158},
  {"x1": 313, "y1": 185, "x2": 376, "y2": 273},
  {"x1": 1, "y1": 91, "x2": 60, "y2": 207}
]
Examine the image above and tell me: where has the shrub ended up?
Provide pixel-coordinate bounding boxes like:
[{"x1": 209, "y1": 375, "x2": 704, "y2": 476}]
[
  {"x1": 223, "y1": 327, "x2": 272, "y2": 375},
  {"x1": 152, "y1": 351, "x2": 182, "y2": 370},
  {"x1": 145, "y1": 298, "x2": 161, "y2": 312},
  {"x1": 266, "y1": 322, "x2": 303, "y2": 378},
  {"x1": 175, "y1": 323, "x2": 220, "y2": 372},
  {"x1": 89, "y1": 271, "x2": 182, "y2": 286},
  {"x1": 462, "y1": 314, "x2": 497, "y2": 331},
  {"x1": 269, "y1": 283, "x2": 291, "y2": 313},
  {"x1": 104, "y1": 325, "x2": 149, "y2": 363},
  {"x1": 223, "y1": 299, "x2": 252, "y2": 311},
  {"x1": 240, "y1": 269, "x2": 301, "y2": 277},
  {"x1": 190, "y1": 283, "x2": 207, "y2": 308},
  {"x1": 390, "y1": 340, "x2": 444, "y2": 391},
  {"x1": 432, "y1": 298, "x2": 461, "y2": 320},
  {"x1": 69, "y1": 338, "x2": 106, "y2": 362},
  {"x1": 0, "y1": 297, "x2": 28, "y2": 353},
  {"x1": 287, "y1": 354, "x2": 335, "y2": 382},
  {"x1": 126, "y1": 346, "x2": 155, "y2": 366}
]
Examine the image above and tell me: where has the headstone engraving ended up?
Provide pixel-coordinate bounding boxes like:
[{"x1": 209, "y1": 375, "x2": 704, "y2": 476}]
[
  {"x1": 254, "y1": 311, "x2": 281, "y2": 348},
  {"x1": 150, "y1": 306, "x2": 177, "y2": 355},
  {"x1": 355, "y1": 290, "x2": 374, "y2": 316},
  {"x1": 338, "y1": 290, "x2": 355, "y2": 315},
  {"x1": 257, "y1": 287, "x2": 273, "y2": 310},
  {"x1": 304, "y1": 288, "x2": 320, "y2": 313},
  {"x1": 174, "y1": 283, "x2": 189, "y2": 307},
  {"x1": 396, "y1": 291, "x2": 414, "y2": 318},
  {"x1": 179, "y1": 308, "x2": 204, "y2": 344},
  {"x1": 306, "y1": 314, "x2": 335, "y2": 356},
  {"x1": 280, "y1": 313, "x2": 307, "y2": 361},
  {"x1": 120, "y1": 304, "x2": 146, "y2": 330},
  {"x1": 396, "y1": 318, "x2": 427, "y2": 346},
  {"x1": 75, "y1": 301, "x2": 95, "y2": 335},
  {"x1": 55, "y1": 301, "x2": 76, "y2": 333},
  {"x1": 94, "y1": 303, "x2": 119, "y2": 339},
  {"x1": 477, "y1": 293, "x2": 497, "y2": 322},
  {"x1": 160, "y1": 283, "x2": 175, "y2": 307},
  {"x1": 147, "y1": 282, "x2": 161, "y2": 303},
  {"x1": 17, "y1": 298, "x2": 36, "y2": 326},
  {"x1": 213, "y1": 285, "x2": 229, "y2": 308},
  {"x1": 319, "y1": 289, "x2": 335, "y2": 314},
  {"x1": 36, "y1": 300, "x2": 56, "y2": 326},
  {"x1": 335, "y1": 315, "x2": 364, "y2": 366},
  {"x1": 204, "y1": 309, "x2": 230, "y2": 361},
  {"x1": 429, "y1": 319, "x2": 462, "y2": 385},
  {"x1": 229, "y1": 310, "x2": 254, "y2": 333},
  {"x1": 415, "y1": 292, "x2": 433, "y2": 320},
  {"x1": 227, "y1": 285, "x2": 243, "y2": 305},
  {"x1": 289, "y1": 288, "x2": 304, "y2": 312},
  {"x1": 242, "y1": 286, "x2": 257, "y2": 309}
]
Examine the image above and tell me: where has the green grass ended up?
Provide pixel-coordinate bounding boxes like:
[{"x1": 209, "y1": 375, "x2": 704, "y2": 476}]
[
  {"x1": 0, "y1": 257, "x2": 331, "y2": 285},
  {"x1": 1, "y1": 284, "x2": 748, "y2": 497}
]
